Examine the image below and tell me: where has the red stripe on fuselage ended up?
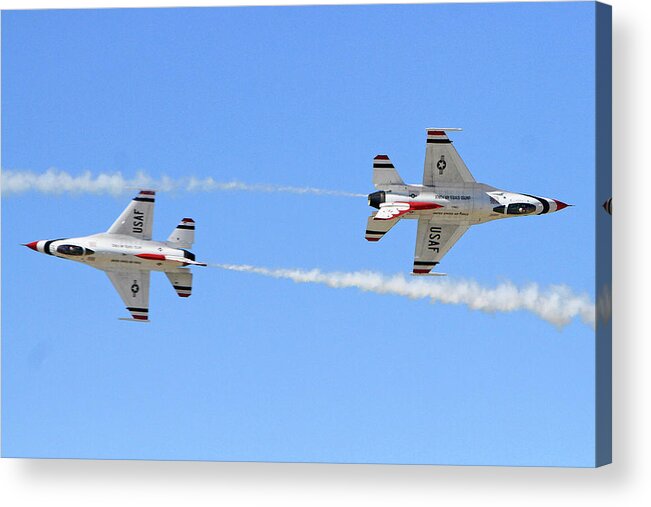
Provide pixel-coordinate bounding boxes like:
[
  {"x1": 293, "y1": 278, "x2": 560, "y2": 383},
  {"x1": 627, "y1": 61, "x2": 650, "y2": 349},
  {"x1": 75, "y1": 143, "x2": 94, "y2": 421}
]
[
  {"x1": 135, "y1": 253, "x2": 166, "y2": 261},
  {"x1": 408, "y1": 202, "x2": 443, "y2": 211}
]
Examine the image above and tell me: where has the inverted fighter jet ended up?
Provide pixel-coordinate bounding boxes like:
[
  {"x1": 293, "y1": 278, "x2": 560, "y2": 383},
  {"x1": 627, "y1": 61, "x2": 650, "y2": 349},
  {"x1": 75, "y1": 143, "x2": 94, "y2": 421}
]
[
  {"x1": 366, "y1": 128, "x2": 570, "y2": 275},
  {"x1": 24, "y1": 190, "x2": 206, "y2": 321}
]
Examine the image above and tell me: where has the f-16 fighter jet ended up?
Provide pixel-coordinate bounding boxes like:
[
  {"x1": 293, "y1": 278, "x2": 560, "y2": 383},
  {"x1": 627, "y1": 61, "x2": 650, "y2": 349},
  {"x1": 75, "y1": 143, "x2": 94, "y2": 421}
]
[
  {"x1": 24, "y1": 190, "x2": 206, "y2": 321},
  {"x1": 366, "y1": 128, "x2": 570, "y2": 275}
]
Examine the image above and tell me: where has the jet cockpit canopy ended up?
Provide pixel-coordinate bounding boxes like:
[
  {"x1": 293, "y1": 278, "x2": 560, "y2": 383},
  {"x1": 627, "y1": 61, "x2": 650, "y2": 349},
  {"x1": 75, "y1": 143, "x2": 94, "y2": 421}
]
[{"x1": 56, "y1": 244, "x2": 94, "y2": 256}]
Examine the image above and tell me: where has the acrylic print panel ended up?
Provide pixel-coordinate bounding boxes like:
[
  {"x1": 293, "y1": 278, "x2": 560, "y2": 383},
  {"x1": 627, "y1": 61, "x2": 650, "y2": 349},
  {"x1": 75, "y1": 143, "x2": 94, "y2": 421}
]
[{"x1": 1, "y1": 2, "x2": 611, "y2": 467}]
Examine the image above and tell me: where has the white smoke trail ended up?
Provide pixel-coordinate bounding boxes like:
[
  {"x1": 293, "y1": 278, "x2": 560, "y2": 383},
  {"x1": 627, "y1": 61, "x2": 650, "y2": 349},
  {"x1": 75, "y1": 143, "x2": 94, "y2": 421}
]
[
  {"x1": 0, "y1": 169, "x2": 365, "y2": 198},
  {"x1": 214, "y1": 263, "x2": 596, "y2": 329}
]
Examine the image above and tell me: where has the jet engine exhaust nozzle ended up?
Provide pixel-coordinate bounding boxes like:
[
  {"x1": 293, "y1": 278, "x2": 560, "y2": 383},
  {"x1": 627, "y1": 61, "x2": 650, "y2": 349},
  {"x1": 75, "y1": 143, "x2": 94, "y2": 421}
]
[{"x1": 368, "y1": 191, "x2": 386, "y2": 209}]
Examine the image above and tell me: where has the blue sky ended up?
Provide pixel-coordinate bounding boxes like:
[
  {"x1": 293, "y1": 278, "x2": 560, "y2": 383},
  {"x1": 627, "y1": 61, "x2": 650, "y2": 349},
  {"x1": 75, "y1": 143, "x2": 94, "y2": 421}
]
[{"x1": 2, "y1": 3, "x2": 600, "y2": 466}]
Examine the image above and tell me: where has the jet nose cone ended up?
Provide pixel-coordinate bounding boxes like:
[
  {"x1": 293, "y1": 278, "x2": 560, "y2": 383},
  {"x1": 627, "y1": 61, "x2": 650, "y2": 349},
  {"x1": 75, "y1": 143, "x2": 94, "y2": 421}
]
[
  {"x1": 23, "y1": 241, "x2": 39, "y2": 251},
  {"x1": 553, "y1": 200, "x2": 570, "y2": 211}
]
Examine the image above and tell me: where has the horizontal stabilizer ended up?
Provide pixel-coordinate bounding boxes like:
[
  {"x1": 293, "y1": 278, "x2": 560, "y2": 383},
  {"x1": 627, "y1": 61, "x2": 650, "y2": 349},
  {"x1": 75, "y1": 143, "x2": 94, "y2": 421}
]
[
  {"x1": 166, "y1": 270, "x2": 193, "y2": 298},
  {"x1": 365, "y1": 213, "x2": 399, "y2": 241},
  {"x1": 167, "y1": 218, "x2": 195, "y2": 249},
  {"x1": 410, "y1": 272, "x2": 447, "y2": 277},
  {"x1": 118, "y1": 317, "x2": 151, "y2": 323},
  {"x1": 372, "y1": 155, "x2": 404, "y2": 188}
]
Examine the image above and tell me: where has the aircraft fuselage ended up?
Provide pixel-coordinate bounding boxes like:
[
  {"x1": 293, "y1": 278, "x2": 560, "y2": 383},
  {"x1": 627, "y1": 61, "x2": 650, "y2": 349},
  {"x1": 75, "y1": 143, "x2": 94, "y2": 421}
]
[
  {"x1": 368, "y1": 182, "x2": 568, "y2": 225},
  {"x1": 25, "y1": 233, "x2": 204, "y2": 273}
]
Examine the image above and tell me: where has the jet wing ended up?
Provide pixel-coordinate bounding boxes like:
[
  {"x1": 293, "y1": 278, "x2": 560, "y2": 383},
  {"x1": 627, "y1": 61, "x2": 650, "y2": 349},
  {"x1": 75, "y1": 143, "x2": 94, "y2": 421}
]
[
  {"x1": 107, "y1": 190, "x2": 155, "y2": 240},
  {"x1": 412, "y1": 217, "x2": 469, "y2": 274},
  {"x1": 105, "y1": 270, "x2": 151, "y2": 321},
  {"x1": 422, "y1": 129, "x2": 475, "y2": 186}
]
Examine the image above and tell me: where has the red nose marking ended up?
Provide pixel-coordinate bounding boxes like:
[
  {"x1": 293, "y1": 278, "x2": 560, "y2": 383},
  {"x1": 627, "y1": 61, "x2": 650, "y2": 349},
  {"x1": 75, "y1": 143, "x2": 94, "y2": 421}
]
[
  {"x1": 553, "y1": 200, "x2": 570, "y2": 211},
  {"x1": 24, "y1": 241, "x2": 39, "y2": 251}
]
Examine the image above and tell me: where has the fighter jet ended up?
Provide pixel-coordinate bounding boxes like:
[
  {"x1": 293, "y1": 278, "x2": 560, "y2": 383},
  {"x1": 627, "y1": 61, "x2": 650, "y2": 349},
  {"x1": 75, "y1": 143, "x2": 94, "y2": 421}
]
[
  {"x1": 366, "y1": 128, "x2": 570, "y2": 274},
  {"x1": 24, "y1": 190, "x2": 206, "y2": 321}
]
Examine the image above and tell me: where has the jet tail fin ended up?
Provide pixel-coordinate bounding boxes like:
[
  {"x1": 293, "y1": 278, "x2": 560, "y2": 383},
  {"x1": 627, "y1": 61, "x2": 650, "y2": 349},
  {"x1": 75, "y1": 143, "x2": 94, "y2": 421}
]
[
  {"x1": 167, "y1": 218, "x2": 195, "y2": 249},
  {"x1": 373, "y1": 155, "x2": 404, "y2": 188}
]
